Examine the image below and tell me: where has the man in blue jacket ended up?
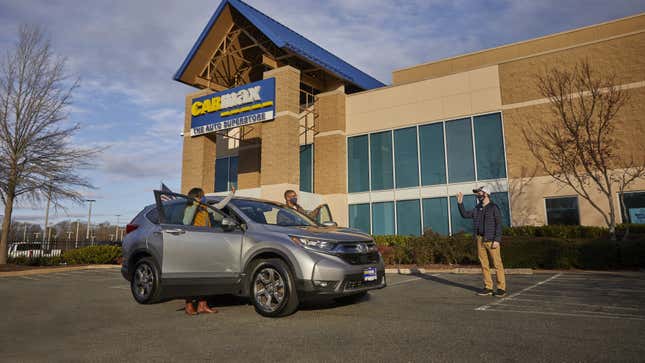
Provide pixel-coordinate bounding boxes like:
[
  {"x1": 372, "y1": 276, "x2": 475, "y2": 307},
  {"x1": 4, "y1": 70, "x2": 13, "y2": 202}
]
[{"x1": 457, "y1": 186, "x2": 506, "y2": 297}]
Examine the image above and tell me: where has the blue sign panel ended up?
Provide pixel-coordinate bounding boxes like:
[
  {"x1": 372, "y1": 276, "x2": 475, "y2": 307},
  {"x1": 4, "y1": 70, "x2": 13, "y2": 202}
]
[{"x1": 189, "y1": 78, "x2": 276, "y2": 136}]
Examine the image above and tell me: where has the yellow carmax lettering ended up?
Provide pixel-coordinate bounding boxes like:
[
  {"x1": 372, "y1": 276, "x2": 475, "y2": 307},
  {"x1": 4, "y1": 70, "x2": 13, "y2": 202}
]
[
  {"x1": 191, "y1": 101, "x2": 203, "y2": 117},
  {"x1": 191, "y1": 96, "x2": 222, "y2": 117}
]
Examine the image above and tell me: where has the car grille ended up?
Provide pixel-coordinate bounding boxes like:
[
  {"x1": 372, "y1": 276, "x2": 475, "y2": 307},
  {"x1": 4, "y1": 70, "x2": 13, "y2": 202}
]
[
  {"x1": 338, "y1": 252, "x2": 380, "y2": 265},
  {"x1": 344, "y1": 276, "x2": 382, "y2": 291}
]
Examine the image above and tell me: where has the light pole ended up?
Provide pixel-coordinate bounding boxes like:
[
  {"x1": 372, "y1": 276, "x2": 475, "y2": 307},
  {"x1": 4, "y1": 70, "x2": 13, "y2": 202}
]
[
  {"x1": 75, "y1": 219, "x2": 80, "y2": 248},
  {"x1": 115, "y1": 214, "x2": 121, "y2": 242},
  {"x1": 23, "y1": 222, "x2": 27, "y2": 242},
  {"x1": 85, "y1": 199, "x2": 95, "y2": 245}
]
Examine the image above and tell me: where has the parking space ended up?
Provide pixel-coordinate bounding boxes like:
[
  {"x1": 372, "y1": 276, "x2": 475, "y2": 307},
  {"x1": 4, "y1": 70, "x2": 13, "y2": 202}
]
[{"x1": 1, "y1": 269, "x2": 644, "y2": 362}]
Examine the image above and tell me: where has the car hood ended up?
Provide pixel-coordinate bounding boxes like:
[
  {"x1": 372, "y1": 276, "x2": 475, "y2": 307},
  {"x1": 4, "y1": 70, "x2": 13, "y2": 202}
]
[{"x1": 259, "y1": 224, "x2": 373, "y2": 242}]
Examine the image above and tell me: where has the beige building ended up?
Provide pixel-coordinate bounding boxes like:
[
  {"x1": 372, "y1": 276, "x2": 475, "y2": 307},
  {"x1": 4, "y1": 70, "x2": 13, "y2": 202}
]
[{"x1": 176, "y1": 0, "x2": 645, "y2": 235}]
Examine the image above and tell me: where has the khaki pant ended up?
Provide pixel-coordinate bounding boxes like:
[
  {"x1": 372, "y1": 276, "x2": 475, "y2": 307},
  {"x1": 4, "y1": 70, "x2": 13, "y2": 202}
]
[{"x1": 477, "y1": 236, "x2": 506, "y2": 290}]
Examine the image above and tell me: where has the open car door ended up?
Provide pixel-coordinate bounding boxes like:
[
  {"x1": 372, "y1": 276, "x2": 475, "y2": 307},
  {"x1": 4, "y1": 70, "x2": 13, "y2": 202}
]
[{"x1": 310, "y1": 204, "x2": 335, "y2": 226}]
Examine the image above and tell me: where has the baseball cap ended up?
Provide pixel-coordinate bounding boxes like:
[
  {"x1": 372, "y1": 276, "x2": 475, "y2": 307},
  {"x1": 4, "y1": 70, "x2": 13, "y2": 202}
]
[{"x1": 472, "y1": 186, "x2": 491, "y2": 195}]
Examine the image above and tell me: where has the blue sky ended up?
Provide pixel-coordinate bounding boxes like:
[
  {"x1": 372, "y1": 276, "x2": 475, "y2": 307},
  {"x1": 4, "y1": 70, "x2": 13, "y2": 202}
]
[{"x1": 1, "y1": 0, "x2": 644, "y2": 226}]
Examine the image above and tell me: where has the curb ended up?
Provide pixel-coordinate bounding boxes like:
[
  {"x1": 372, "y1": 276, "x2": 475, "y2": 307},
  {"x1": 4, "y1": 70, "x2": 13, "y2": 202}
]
[
  {"x1": 0, "y1": 264, "x2": 119, "y2": 277},
  {"x1": 385, "y1": 267, "x2": 533, "y2": 275}
]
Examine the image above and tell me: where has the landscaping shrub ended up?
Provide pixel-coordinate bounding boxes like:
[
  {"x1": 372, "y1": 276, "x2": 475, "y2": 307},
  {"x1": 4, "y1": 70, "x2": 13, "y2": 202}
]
[
  {"x1": 503, "y1": 225, "x2": 607, "y2": 239},
  {"x1": 61, "y1": 245, "x2": 122, "y2": 265},
  {"x1": 7, "y1": 256, "x2": 64, "y2": 266}
]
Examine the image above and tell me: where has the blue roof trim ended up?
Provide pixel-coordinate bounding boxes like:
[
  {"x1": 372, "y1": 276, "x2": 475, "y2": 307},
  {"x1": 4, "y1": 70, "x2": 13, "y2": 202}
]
[{"x1": 174, "y1": 0, "x2": 385, "y2": 90}]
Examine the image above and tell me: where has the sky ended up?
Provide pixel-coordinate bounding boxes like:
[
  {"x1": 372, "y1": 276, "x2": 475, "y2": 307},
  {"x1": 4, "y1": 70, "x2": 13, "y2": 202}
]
[{"x1": 0, "y1": 0, "x2": 643, "y2": 227}]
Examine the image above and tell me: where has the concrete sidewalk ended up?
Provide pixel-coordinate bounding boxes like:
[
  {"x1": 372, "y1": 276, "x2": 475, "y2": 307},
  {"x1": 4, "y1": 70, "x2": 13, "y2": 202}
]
[{"x1": 385, "y1": 267, "x2": 533, "y2": 275}]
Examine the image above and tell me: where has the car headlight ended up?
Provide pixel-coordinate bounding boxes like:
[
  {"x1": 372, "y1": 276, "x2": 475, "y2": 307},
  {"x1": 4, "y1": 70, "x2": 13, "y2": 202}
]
[{"x1": 289, "y1": 236, "x2": 337, "y2": 253}]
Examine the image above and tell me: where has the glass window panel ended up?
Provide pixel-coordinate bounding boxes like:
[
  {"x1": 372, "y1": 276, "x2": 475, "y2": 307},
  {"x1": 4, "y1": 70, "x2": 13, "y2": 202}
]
[
  {"x1": 349, "y1": 204, "x2": 371, "y2": 234},
  {"x1": 229, "y1": 156, "x2": 238, "y2": 191},
  {"x1": 299, "y1": 144, "x2": 313, "y2": 193},
  {"x1": 419, "y1": 123, "x2": 446, "y2": 185},
  {"x1": 215, "y1": 158, "x2": 229, "y2": 192},
  {"x1": 621, "y1": 192, "x2": 645, "y2": 224},
  {"x1": 545, "y1": 197, "x2": 580, "y2": 225},
  {"x1": 474, "y1": 113, "x2": 507, "y2": 180},
  {"x1": 449, "y1": 194, "x2": 476, "y2": 234},
  {"x1": 491, "y1": 192, "x2": 511, "y2": 227},
  {"x1": 396, "y1": 199, "x2": 421, "y2": 236},
  {"x1": 445, "y1": 118, "x2": 475, "y2": 183},
  {"x1": 422, "y1": 197, "x2": 449, "y2": 235},
  {"x1": 394, "y1": 127, "x2": 419, "y2": 188},
  {"x1": 370, "y1": 131, "x2": 394, "y2": 190},
  {"x1": 348, "y1": 135, "x2": 369, "y2": 193},
  {"x1": 372, "y1": 202, "x2": 395, "y2": 235}
]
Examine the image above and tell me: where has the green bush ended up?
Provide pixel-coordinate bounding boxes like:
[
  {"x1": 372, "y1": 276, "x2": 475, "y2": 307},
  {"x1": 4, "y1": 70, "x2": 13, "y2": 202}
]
[
  {"x1": 503, "y1": 225, "x2": 607, "y2": 239},
  {"x1": 374, "y1": 232, "x2": 645, "y2": 269},
  {"x1": 61, "y1": 245, "x2": 122, "y2": 265},
  {"x1": 7, "y1": 256, "x2": 64, "y2": 266}
]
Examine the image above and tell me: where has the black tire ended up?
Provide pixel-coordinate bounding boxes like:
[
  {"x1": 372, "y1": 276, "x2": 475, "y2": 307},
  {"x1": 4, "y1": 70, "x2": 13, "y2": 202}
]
[
  {"x1": 335, "y1": 291, "x2": 368, "y2": 304},
  {"x1": 249, "y1": 258, "x2": 299, "y2": 317},
  {"x1": 130, "y1": 257, "x2": 161, "y2": 304}
]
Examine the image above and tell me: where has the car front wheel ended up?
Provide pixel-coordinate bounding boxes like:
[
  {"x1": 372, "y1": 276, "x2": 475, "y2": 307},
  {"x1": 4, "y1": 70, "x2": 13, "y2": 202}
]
[
  {"x1": 131, "y1": 257, "x2": 161, "y2": 304},
  {"x1": 249, "y1": 258, "x2": 299, "y2": 317}
]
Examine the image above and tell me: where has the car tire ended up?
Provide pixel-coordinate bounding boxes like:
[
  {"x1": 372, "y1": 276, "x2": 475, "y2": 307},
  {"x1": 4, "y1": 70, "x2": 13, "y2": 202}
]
[
  {"x1": 131, "y1": 257, "x2": 161, "y2": 304},
  {"x1": 249, "y1": 258, "x2": 299, "y2": 317}
]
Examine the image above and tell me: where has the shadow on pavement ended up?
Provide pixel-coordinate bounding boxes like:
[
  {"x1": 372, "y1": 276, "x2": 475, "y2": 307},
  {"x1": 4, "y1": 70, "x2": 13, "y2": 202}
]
[{"x1": 410, "y1": 271, "x2": 481, "y2": 293}]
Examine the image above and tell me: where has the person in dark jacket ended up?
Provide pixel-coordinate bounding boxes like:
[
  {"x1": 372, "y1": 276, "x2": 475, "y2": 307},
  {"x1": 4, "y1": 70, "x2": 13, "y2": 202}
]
[{"x1": 457, "y1": 186, "x2": 507, "y2": 297}]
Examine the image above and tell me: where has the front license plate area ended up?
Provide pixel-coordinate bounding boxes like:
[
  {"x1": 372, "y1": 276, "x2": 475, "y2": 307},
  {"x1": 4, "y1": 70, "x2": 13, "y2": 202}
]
[{"x1": 363, "y1": 267, "x2": 377, "y2": 282}]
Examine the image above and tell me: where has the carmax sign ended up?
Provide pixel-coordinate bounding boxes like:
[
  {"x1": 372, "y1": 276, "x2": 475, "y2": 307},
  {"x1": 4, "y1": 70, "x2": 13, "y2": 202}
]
[{"x1": 189, "y1": 78, "x2": 275, "y2": 137}]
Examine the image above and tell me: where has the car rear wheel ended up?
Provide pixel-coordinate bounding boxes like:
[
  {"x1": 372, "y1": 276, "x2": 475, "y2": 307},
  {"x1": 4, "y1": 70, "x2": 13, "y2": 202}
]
[
  {"x1": 249, "y1": 258, "x2": 299, "y2": 317},
  {"x1": 131, "y1": 257, "x2": 161, "y2": 304}
]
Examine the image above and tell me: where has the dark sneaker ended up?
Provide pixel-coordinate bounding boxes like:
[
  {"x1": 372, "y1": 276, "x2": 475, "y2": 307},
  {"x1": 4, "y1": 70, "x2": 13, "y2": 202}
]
[
  {"x1": 477, "y1": 288, "x2": 494, "y2": 296},
  {"x1": 494, "y1": 289, "x2": 507, "y2": 297}
]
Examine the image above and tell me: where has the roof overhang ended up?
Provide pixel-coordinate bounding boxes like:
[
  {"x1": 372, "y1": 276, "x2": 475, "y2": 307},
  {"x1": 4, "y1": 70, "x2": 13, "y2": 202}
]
[{"x1": 173, "y1": 0, "x2": 385, "y2": 92}]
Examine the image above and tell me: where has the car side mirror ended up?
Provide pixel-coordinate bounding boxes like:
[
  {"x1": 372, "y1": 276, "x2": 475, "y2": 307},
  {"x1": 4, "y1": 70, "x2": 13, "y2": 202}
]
[
  {"x1": 221, "y1": 217, "x2": 238, "y2": 232},
  {"x1": 321, "y1": 221, "x2": 337, "y2": 227}
]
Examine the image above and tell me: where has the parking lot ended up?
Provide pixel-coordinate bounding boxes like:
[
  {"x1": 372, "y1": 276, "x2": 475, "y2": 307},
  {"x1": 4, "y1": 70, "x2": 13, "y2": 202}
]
[{"x1": 1, "y1": 268, "x2": 644, "y2": 362}]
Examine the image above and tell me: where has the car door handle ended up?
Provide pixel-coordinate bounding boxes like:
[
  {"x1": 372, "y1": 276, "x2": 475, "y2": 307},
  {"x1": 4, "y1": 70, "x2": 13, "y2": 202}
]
[{"x1": 164, "y1": 229, "x2": 186, "y2": 235}]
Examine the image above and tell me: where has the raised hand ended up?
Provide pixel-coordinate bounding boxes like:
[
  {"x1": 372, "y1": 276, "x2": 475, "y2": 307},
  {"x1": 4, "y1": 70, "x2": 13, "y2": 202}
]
[{"x1": 457, "y1": 192, "x2": 464, "y2": 204}]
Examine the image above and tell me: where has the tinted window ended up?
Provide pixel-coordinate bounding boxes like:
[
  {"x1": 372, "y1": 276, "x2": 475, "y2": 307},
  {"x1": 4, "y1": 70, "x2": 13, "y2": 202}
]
[
  {"x1": 394, "y1": 127, "x2": 419, "y2": 188},
  {"x1": 474, "y1": 113, "x2": 506, "y2": 180},
  {"x1": 349, "y1": 203, "x2": 371, "y2": 233},
  {"x1": 620, "y1": 191, "x2": 645, "y2": 224},
  {"x1": 146, "y1": 208, "x2": 159, "y2": 224},
  {"x1": 546, "y1": 197, "x2": 580, "y2": 225},
  {"x1": 229, "y1": 156, "x2": 238, "y2": 190},
  {"x1": 347, "y1": 135, "x2": 369, "y2": 193},
  {"x1": 215, "y1": 158, "x2": 229, "y2": 192},
  {"x1": 419, "y1": 123, "x2": 446, "y2": 185},
  {"x1": 396, "y1": 199, "x2": 421, "y2": 236},
  {"x1": 158, "y1": 194, "x2": 225, "y2": 227},
  {"x1": 445, "y1": 118, "x2": 475, "y2": 183},
  {"x1": 372, "y1": 201, "x2": 395, "y2": 235},
  {"x1": 449, "y1": 194, "x2": 476, "y2": 234},
  {"x1": 422, "y1": 197, "x2": 449, "y2": 235},
  {"x1": 370, "y1": 131, "x2": 393, "y2": 190},
  {"x1": 491, "y1": 192, "x2": 511, "y2": 227},
  {"x1": 299, "y1": 144, "x2": 313, "y2": 193}
]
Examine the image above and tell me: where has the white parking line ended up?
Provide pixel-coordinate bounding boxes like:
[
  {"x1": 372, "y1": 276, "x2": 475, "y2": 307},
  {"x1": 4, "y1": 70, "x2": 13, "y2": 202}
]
[
  {"x1": 109, "y1": 285, "x2": 129, "y2": 290},
  {"x1": 506, "y1": 297, "x2": 641, "y2": 311},
  {"x1": 388, "y1": 277, "x2": 424, "y2": 287},
  {"x1": 483, "y1": 308, "x2": 645, "y2": 322},
  {"x1": 18, "y1": 275, "x2": 40, "y2": 280},
  {"x1": 475, "y1": 273, "x2": 562, "y2": 311}
]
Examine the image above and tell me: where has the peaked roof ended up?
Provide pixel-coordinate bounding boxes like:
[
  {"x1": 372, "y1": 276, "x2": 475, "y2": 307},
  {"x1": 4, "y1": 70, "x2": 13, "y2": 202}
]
[{"x1": 173, "y1": 0, "x2": 385, "y2": 91}]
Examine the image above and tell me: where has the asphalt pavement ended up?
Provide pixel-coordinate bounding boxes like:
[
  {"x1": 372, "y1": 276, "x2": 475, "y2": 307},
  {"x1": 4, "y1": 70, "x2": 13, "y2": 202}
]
[{"x1": 1, "y1": 268, "x2": 644, "y2": 362}]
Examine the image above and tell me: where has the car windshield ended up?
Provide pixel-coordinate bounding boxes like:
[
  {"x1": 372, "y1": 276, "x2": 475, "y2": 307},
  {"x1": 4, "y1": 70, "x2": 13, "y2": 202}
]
[{"x1": 230, "y1": 199, "x2": 318, "y2": 227}]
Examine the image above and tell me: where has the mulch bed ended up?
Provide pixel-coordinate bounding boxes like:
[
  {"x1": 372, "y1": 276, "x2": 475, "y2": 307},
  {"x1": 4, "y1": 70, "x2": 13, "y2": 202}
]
[{"x1": 0, "y1": 264, "x2": 89, "y2": 273}]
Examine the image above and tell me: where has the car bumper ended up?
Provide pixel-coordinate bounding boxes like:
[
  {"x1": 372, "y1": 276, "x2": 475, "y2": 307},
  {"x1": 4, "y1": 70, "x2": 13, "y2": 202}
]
[
  {"x1": 296, "y1": 255, "x2": 387, "y2": 298},
  {"x1": 121, "y1": 264, "x2": 130, "y2": 281}
]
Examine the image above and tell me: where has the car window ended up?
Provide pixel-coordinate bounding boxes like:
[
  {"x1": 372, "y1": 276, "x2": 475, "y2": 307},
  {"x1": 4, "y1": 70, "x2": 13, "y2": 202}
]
[
  {"x1": 157, "y1": 192, "x2": 225, "y2": 228},
  {"x1": 231, "y1": 199, "x2": 317, "y2": 227},
  {"x1": 146, "y1": 208, "x2": 159, "y2": 224}
]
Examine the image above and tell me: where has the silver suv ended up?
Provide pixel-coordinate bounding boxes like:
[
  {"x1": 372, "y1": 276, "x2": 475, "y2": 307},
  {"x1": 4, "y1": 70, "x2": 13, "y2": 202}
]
[{"x1": 121, "y1": 190, "x2": 386, "y2": 317}]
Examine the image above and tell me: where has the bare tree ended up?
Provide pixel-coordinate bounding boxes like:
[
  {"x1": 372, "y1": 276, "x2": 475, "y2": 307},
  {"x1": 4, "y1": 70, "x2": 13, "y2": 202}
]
[
  {"x1": 0, "y1": 26, "x2": 99, "y2": 264},
  {"x1": 523, "y1": 59, "x2": 645, "y2": 240}
]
